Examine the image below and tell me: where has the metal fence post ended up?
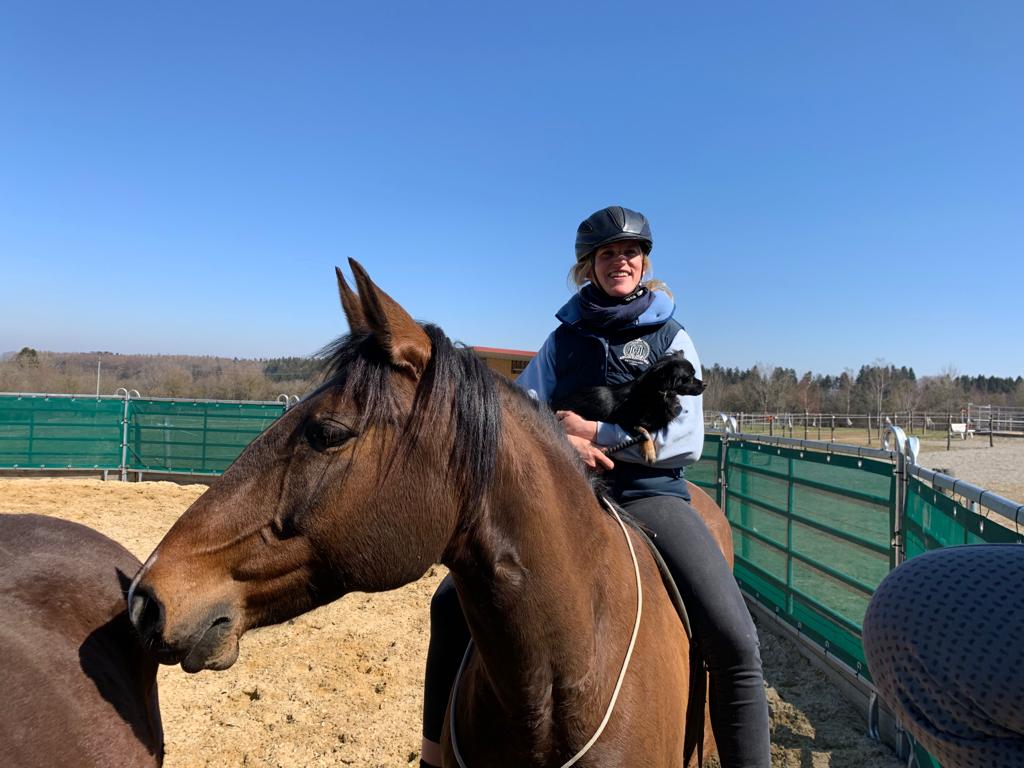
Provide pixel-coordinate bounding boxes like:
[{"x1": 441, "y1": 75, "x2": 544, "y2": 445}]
[
  {"x1": 883, "y1": 425, "x2": 918, "y2": 570},
  {"x1": 116, "y1": 388, "x2": 130, "y2": 481},
  {"x1": 114, "y1": 389, "x2": 141, "y2": 481},
  {"x1": 892, "y1": 437, "x2": 904, "y2": 570},
  {"x1": 786, "y1": 453, "x2": 795, "y2": 614},
  {"x1": 718, "y1": 418, "x2": 731, "y2": 511}
]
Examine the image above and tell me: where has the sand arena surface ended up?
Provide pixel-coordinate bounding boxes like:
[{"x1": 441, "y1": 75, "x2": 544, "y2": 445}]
[
  {"x1": 1, "y1": 477, "x2": 903, "y2": 768},
  {"x1": 917, "y1": 437, "x2": 1024, "y2": 505}
]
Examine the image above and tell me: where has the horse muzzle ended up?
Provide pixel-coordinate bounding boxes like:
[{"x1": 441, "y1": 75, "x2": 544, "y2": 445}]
[{"x1": 128, "y1": 581, "x2": 240, "y2": 672}]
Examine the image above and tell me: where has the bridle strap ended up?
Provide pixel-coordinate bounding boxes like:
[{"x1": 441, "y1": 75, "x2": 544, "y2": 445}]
[{"x1": 449, "y1": 495, "x2": 644, "y2": 768}]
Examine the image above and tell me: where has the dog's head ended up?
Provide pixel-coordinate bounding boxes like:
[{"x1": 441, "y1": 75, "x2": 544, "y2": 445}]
[{"x1": 646, "y1": 352, "x2": 706, "y2": 397}]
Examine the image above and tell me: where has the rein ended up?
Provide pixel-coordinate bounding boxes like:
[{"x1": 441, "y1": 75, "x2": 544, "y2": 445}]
[
  {"x1": 449, "y1": 495, "x2": 644, "y2": 768},
  {"x1": 602, "y1": 429, "x2": 649, "y2": 456}
]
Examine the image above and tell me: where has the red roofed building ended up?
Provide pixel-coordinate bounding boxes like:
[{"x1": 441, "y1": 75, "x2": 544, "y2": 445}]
[{"x1": 470, "y1": 346, "x2": 536, "y2": 380}]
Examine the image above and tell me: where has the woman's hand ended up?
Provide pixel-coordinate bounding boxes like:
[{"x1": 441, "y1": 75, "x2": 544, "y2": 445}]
[
  {"x1": 556, "y1": 410, "x2": 612, "y2": 469},
  {"x1": 566, "y1": 435, "x2": 615, "y2": 471},
  {"x1": 555, "y1": 410, "x2": 599, "y2": 441}
]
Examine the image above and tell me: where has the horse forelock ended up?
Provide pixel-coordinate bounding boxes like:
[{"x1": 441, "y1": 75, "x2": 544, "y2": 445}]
[{"x1": 316, "y1": 325, "x2": 500, "y2": 519}]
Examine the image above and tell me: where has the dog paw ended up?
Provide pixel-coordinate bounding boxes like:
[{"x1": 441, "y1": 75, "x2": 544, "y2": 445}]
[{"x1": 637, "y1": 427, "x2": 656, "y2": 464}]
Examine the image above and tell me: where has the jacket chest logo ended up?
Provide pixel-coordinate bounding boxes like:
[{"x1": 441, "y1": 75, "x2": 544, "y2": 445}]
[{"x1": 620, "y1": 339, "x2": 651, "y2": 364}]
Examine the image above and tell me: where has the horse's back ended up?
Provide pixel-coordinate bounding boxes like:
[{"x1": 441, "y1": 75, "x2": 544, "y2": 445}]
[
  {"x1": 0, "y1": 514, "x2": 163, "y2": 768},
  {"x1": 687, "y1": 482, "x2": 732, "y2": 568}
]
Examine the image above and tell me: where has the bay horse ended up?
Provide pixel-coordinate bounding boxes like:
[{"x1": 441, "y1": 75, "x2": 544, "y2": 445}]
[
  {"x1": 0, "y1": 514, "x2": 163, "y2": 768},
  {"x1": 128, "y1": 261, "x2": 732, "y2": 767}
]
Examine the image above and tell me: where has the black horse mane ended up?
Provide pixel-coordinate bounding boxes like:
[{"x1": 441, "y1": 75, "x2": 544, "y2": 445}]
[{"x1": 317, "y1": 325, "x2": 500, "y2": 516}]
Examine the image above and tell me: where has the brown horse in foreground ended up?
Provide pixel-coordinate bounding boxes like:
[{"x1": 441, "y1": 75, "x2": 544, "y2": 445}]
[
  {"x1": 128, "y1": 261, "x2": 732, "y2": 767},
  {"x1": 0, "y1": 514, "x2": 163, "y2": 768}
]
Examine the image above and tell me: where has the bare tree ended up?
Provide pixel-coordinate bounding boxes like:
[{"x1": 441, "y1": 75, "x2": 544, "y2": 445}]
[
  {"x1": 893, "y1": 378, "x2": 922, "y2": 414},
  {"x1": 748, "y1": 364, "x2": 774, "y2": 413},
  {"x1": 861, "y1": 359, "x2": 893, "y2": 418},
  {"x1": 921, "y1": 365, "x2": 962, "y2": 412},
  {"x1": 841, "y1": 368, "x2": 855, "y2": 414},
  {"x1": 795, "y1": 371, "x2": 821, "y2": 414}
]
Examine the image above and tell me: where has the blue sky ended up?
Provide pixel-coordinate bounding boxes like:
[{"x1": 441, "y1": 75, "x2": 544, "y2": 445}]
[{"x1": 2, "y1": 2, "x2": 1021, "y2": 377}]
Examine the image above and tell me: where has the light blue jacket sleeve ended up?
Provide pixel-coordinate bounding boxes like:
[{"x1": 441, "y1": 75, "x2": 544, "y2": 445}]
[
  {"x1": 514, "y1": 331, "x2": 558, "y2": 402},
  {"x1": 592, "y1": 328, "x2": 705, "y2": 467}
]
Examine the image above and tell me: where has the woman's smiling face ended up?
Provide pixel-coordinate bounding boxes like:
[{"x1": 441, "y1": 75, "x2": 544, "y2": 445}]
[{"x1": 591, "y1": 240, "x2": 645, "y2": 298}]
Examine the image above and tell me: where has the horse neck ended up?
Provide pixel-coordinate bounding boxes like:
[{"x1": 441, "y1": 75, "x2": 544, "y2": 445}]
[{"x1": 443, "y1": 403, "x2": 638, "y2": 735}]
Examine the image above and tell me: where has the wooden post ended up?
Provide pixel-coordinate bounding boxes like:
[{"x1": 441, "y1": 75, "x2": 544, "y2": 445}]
[
  {"x1": 830, "y1": 414, "x2": 835, "y2": 443},
  {"x1": 990, "y1": 413, "x2": 995, "y2": 448},
  {"x1": 867, "y1": 414, "x2": 872, "y2": 446},
  {"x1": 803, "y1": 410, "x2": 808, "y2": 440},
  {"x1": 946, "y1": 413, "x2": 952, "y2": 451},
  {"x1": 769, "y1": 415, "x2": 774, "y2": 437}
]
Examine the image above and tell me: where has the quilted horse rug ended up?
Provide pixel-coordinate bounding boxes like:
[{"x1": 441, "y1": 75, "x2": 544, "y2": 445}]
[{"x1": 862, "y1": 544, "x2": 1024, "y2": 768}]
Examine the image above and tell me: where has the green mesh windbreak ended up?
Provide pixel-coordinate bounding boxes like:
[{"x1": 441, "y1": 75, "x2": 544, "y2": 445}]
[
  {"x1": 0, "y1": 395, "x2": 124, "y2": 469},
  {"x1": 690, "y1": 435, "x2": 722, "y2": 503},
  {"x1": 905, "y1": 476, "x2": 1022, "y2": 554},
  {"x1": 912, "y1": 743, "x2": 943, "y2": 768},
  {"x1": 126, "y1": 400, "x2": 285, "y2": 474},
  {"x1": 724, "y1": 440, "x2": 894, "y2": 674}
]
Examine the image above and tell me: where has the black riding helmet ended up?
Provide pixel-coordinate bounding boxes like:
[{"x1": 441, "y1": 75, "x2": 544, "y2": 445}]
[{"x1": 575, "y1": 205, "x2": 653, "y2": 262}]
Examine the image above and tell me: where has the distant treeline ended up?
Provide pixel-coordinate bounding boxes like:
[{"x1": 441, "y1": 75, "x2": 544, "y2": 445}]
[
  {"x1": 702, "y1": 362, "x2": 1024, "y2": 415},
  {"x1": 0, "y1": 348, "x2": 319, "y2": 401},
  {"x1": 2, "y1": 347, "x2": 1022, "y2": 413}
]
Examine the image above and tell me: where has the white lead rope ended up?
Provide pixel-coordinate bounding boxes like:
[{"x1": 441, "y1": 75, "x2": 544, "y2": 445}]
[{"x1": 450, "y1": 495, "x2": 644, "y2": 768}]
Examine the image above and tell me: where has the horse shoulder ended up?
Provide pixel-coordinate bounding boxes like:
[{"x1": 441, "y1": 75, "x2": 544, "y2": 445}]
[
  {"x1": 603, "y1": 528, "x2": 693, "y2": 766},
  {"x1": 0, "y1": 515, "x2": 163, "y2": 768}
]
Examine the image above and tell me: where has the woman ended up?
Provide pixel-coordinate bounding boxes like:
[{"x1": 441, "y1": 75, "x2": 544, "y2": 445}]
[{"x1": 420, "y1": 206, "x2": 770, "y2": 767}]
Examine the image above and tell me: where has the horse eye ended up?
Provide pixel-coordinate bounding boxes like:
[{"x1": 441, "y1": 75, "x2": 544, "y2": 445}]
[{"x1": 305, "y1": 419, "x2": 355, "y2": 452}]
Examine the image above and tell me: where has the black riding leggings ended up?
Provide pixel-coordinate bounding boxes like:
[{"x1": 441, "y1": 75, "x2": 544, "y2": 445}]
[{"x1": 422, "y1": 495, "x2": 771, "y2": 768}]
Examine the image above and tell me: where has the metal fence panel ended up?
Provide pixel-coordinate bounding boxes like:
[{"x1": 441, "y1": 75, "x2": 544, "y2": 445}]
[
  {"x1": 697, "y1": 430, "x2": 1021, "y2": 767},
  {"x1": 905, "y1": 476, "x2": 1022, "y2": 554},
  {"x1": 0, "y1": 394, "x2": 287, "y2": 475},
  {"x1": 716, "y1": 437, "x2": 895, "y2": 674},
  {"x1": 126, "y1": 400, "x2": 285, "y2": 474},
  {"x1": 0, "y1": 395, "x2": 123, "y2": 469},
  {"x1": 689, "y1": 436, "x2": 720, "y2": 501}
]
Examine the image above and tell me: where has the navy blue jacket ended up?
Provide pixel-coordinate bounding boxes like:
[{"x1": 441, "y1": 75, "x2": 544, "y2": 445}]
[{"x1": 517, "y1": 290, "x2": 704, "y2": 500}]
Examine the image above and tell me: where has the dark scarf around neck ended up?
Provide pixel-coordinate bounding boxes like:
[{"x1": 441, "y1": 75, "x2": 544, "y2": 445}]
[{"x1": 576, "y1": 283, "x2": 656, "y2": 333}]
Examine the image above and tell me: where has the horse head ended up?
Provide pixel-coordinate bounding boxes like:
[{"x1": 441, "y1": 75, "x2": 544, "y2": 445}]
[{"x1": 128, "y1": 260, "x2": 497, "y2": 672}]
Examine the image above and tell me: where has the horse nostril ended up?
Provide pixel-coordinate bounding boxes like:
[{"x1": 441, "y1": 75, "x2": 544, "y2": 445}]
[{"x1": 129, "y1": 583, "x2": 165, "y2": 642}]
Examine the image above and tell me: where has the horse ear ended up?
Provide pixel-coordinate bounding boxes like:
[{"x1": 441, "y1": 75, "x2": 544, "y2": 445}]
[
  {"x1": 347, "y1": 258, "x2": 431, "y2": 379},
  {"x1": 336, "y1": 266, "x2": 368, "y2": 333}
]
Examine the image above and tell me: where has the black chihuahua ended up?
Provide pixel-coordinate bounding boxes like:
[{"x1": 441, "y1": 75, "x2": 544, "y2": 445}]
[{"x1": 552, "y1": 351, "x2": 706, "y2": 464}]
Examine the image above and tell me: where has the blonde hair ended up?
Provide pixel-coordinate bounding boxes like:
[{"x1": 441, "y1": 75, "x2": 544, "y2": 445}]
[{"x1": 568, "y1": 253, "x2": 673, "y2": 299}]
